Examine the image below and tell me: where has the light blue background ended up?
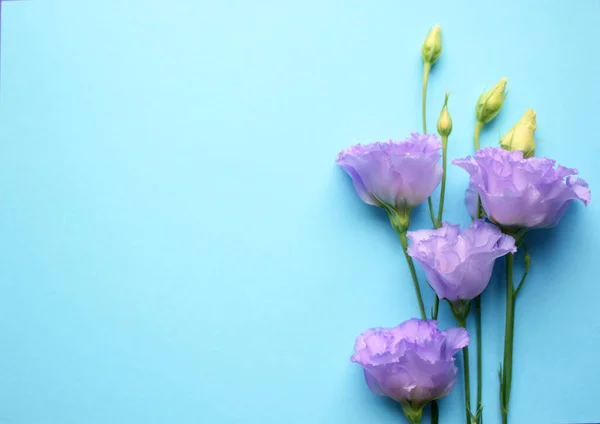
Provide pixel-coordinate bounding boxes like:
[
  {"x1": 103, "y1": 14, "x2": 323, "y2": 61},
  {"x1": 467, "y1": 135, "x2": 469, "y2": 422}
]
[{"x1": 1, "y1": 1, "x2": 599, "y2": 423}]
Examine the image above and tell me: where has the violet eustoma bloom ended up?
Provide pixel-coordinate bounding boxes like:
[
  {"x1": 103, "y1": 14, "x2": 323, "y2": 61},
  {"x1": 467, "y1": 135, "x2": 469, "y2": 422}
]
[
  {"x1": 407, "y1": 220, "x2": 516, "y2": 302},
  {"x1": 453, "y1": 147, "x2": 591, "y2": 229},
  {"x1": 351, "y1": 319, "x2": 469, "y2": 421},
  {"x1": 336, "y1": 133, "x2": 442, "y2": 210}
]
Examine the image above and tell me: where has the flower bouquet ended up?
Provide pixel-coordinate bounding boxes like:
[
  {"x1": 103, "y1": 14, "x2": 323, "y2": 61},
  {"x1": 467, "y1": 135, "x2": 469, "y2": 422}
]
[{"x1": 337, "y1": 25, "x2": 590, "y2": 424}]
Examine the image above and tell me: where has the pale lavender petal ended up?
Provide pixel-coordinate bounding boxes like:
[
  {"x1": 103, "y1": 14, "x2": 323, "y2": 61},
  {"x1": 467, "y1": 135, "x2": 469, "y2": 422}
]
[
  {"x1": 336, "y1": 134, "x2": 442, "y2": 209},
  {"x1": 407, "y1": 219, "x2": 515, "y2": 301},
  {"x1": 567, "y1": 176, "x2": 591, "y2": 206},
  {"x1": 399, "y1": 350, "x2": 458, "y2": 405},
  {"x1": 351, "y1": 319, "x2": 467, "y2": 407},
  {"x1": 376, "y1": 364, "x2": 416, "y2": 403},
  {"x1": 418, "y1": 262, "x2": 455, "y2": 301},
  {"x1": 363, "y1": 369, "x2": 386, "y2": 396},
  {"x1": 464, "y1": 183, "x2": 480, "y2": 218},
  {"x1": 443, "y1": 327, "x2": 470, "y2": 354},
  {"x1": 337, "y1": 161, "x2": 376, "y2": 205},
  {"x1": 406, "y1": 228, "x2": 441, "y2": 246},
  {"x1": 453, "y1": 147, "x2": 591, "y2": 229}
]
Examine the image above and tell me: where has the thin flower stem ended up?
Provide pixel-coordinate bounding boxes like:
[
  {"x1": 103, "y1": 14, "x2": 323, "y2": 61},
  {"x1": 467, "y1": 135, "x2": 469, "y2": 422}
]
[
  {"x1": 422, "y1": 60, "x2": 438, "y2": 424},
  {"x1": 501, "y1": 254, "x2": 516, "y2": 424},
  {"x1": 448, "y1": 306, "x2": 473, "y2": 424},
  {"x1": 422, "y1": 62, "x2": 436, "y2": 228},
  {"x1": 473, "y1": 119, "x2": 484, "y2": 424},
  {"x1": 514, "y1": 246, "x2": 531, "y2": 298},
  {"x1": 436, "y1": 135, "x2": 448, "y2": 227},
  {"x1": 422, "y1": 62, "x2": 431, "y2": 134},
  {"x1": 462, "y1": 346, "x2": 472, "y2": 424},
  {"x1": 475, "y1": 296, "x2": 483, "y2": 424},
  {"x1": 430, "y1": 400, "x2": 439, "y2": 424},
  {"x1": 474, "y1": 120, "x2": 483, "y2": 151},
  {"x1": 514, "y1": 268, "x2": 528, "y2": 297},
  {"x1": 427, "y1": 197, "x2": 436, "y2": 227},
  {"x1": 430, "y1": 134, "x2": 447, "y2": 322},
  {"x1": 398, "y1": 231, "x2": 427, "y2": 320}
]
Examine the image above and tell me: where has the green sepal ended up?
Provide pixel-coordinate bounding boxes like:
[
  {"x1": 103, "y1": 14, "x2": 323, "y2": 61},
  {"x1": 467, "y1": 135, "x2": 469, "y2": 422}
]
[
  {"x1": 449, "y1": 299, "x2": 472, "y2": 327},
  {"x1": 401, "y1": 402, "x2": 425, "y2": 424},
  {"x1": 371, "y1": 193, "x2": 411, "y2": 233}
]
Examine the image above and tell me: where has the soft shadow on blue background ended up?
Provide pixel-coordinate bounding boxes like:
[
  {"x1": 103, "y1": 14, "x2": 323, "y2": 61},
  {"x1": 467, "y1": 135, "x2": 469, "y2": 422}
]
[{"x1": 1, "y1": 1, "x2": 599, "y2": 423}]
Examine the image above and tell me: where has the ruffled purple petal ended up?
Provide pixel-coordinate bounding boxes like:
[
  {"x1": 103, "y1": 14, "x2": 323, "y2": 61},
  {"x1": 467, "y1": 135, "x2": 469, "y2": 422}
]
[
  {"x1": 418, "y1": 262, "x2": 455, "y2": 301},
  {"x1": 373, "y1": 364, "x2": 416, "y2": 403},
  {"x1": 464, "y1": 183, "x2": 481, "y2": 218},
  {"x1": 407, "y1": 219, "x2": 515, "y2": 301},
  {"x1": 453, "y1": 147, "x2": 591, "y2": 229},
  {"x1": 443, "y1": 327, "x2": 470, "y2": 354},
  {"x1": 567, "y1": 176, "x2": 591, "y2": 206},
  {"x1": 336, "y1": 134, "x2": 442, "y2": 209},
  {"x1": 336, "y1": 161, "x2": 376, "y2": 205},
  {"x1": 351, "y1": 319, "x2": 468, "y2": 406},
  {"x1": 399, "y1": 350, "x2": 458, "y2": 405}
]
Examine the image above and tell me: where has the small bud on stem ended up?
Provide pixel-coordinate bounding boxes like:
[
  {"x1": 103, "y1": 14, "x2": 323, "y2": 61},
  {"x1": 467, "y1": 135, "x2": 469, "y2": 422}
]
[
  {"x1": 437, "y1": 92, "x2": 453, "y2": 137},
  {"x1": 500, "y1": 109, "x2": 537, "y2": 158},
  {"x1": 475, "y1": 77, "x2": 508, "y2": 124},
  {"x1": 422, "y1": 25, "x2": 442, "y2": 65}
]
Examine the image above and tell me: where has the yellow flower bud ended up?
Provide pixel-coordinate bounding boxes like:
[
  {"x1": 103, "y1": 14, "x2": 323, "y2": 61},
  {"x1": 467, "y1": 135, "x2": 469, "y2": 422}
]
[
  {"x1": 475, "y1": 77, "x2": 508, "y2": 124},
  {"x1": 500, "y1": 109, "x2": 537, "y2": 158},
  {"x1": 421, "y1": 25, "x2": 442, "y2": 65},
  {"x1": 436, "y1": 92, "x2": 452, "y2": 137}
]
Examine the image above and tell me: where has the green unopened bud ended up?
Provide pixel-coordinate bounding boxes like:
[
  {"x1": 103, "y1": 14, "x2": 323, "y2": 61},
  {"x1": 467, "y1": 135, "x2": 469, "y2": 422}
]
[
  {"x1": 475, "y1": 77, "x2": 508, "y2": 124},
  {"x1": 500, "y1": 109, "x2": 537, "y2": 158},
  {"x1": 421, "y1": 25, "x2": 442, "y2": 65},
  {"x1": 436, "y1": 92, "x2": 452, "y2": 137}
]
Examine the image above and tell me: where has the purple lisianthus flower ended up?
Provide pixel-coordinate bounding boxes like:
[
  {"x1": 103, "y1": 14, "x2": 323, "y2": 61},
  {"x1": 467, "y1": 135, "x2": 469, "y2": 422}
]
[
  {"x1": 407, "y1": 220, "x2": 516, "y2": 302},
  {"x1": 453, "y1": 147, "x2": 591, "y2": 229},
  {"x1": 336, "y1": 133, "x2": 442, "y2": 210},
  {"x1": 351, "y1": 319, "x2": 469, "y2": 421}
]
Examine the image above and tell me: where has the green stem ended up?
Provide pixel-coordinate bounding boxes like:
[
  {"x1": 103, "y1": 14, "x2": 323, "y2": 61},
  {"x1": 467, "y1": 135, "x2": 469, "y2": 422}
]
[
  {"x1": 450, "y1": 312, "x2": 472, "y2": 424},
  {"x1": 422, "y1": 62, "x2": 436, "y2": 228},
  {"x1": 427, "y1": 198, "x2": 436, "y2": 227},
  {"x1": 473, "y1": 122, "x2": 483, "y2": 221},
  {"x1": 430, "y1": 401, "x2": 439, "y2": 424},
  {"x1": 475, "y1": 296, "x2": 482, "y2": 424},
  {"x1": 474, "y1": 120, "x2": 483, "y2": 151},
  {"x1": 473, "y1": 120, "x2": 484, "y2": 424},
  {"x1": 429, "y1": 134, "x2": 448, "y2": 322},
  {"x1": 432, "y1": 296, "x2": 439, "y2": 320},
  {"x1": 462, "y1": 345, "x2": 472, "y2": 424},
  {"x1": 398, "y1": 231, "x2": 427, "y2": 320},
  {"x1": 451, "y1": 307, "x2": 473, "y2": 424},
  {"x1": 430, "y1": 132, "x2": 448, "y2": 322},
  {"x1": 514, "y1": 246, "x2": 531, "y2": 298},
  {"x1": 422, "y1": 62, "x2": 439, "y2": 424},
  {"x1": 501, "y1": 254, "x2": 516, "y2": 424},
  {"x1": 436, "y1": 135, "x2": 448, "y2": 227},
  {"x1": 422, "y1": 62, "x2": 431, "y2": 134}
]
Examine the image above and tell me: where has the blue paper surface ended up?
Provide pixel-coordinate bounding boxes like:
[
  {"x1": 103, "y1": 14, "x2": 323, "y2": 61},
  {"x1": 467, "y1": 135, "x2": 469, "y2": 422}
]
[{"x1": 1, "y1": 1, "x2": 599, "y2": 423}]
